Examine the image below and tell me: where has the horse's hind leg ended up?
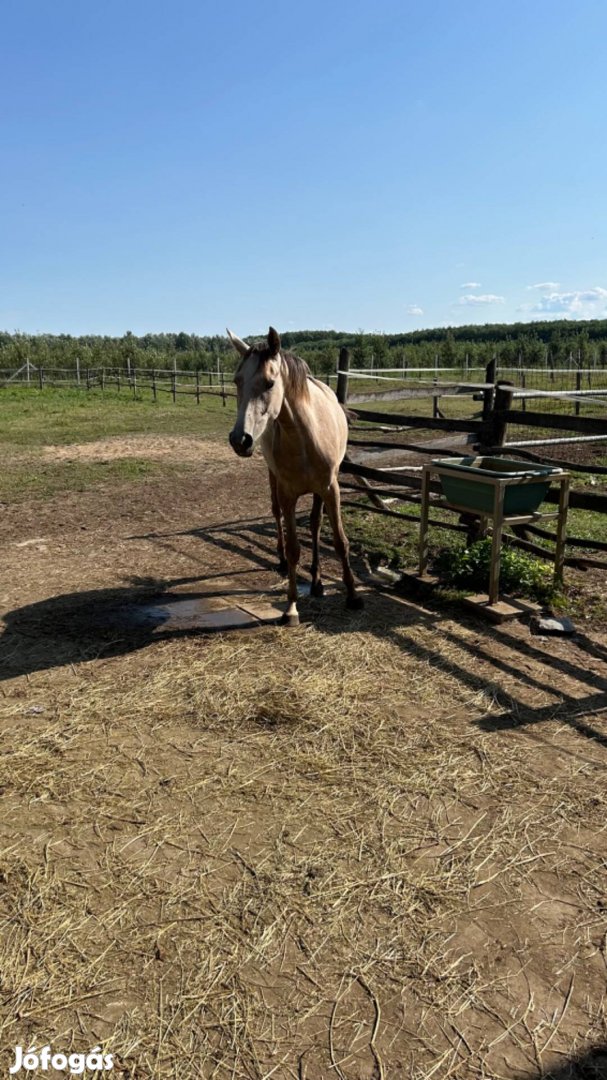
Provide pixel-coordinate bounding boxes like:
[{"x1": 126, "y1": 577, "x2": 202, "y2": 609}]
[
  {"x1": 280, "y1": 495, "x2": 301, "y2": 627},
  {"x1": 323, "y1": 480, "x2": 363, "y2": 610},
  {"x1": 269, "y1": 470, "x2": 288, "y2": 574},
  {"x1": 310, "y1": 494, "x2": 324, "y2": 597}
]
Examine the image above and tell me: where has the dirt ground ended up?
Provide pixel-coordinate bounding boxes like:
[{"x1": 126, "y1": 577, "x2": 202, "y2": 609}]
[{"x1": 0, "y1": 435, "x2": 606, "y2": 1079}]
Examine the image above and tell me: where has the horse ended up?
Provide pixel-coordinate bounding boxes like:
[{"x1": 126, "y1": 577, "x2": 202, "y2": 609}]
[{"x1": 227, "y1": 326, "x2": 362, "y2": 626}]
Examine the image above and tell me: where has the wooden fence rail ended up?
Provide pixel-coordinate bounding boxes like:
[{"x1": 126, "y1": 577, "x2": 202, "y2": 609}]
[
  {"x1": 339, "y1": 354, "x2": 607, "y2": 569},
  {"x1": 1, "y1": 365, "x2": 236, "y2": 405}
]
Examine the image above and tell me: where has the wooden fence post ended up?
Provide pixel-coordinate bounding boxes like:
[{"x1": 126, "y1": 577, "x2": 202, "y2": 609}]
[
  {"x1": 172, "y1": 369, "x2": 177, "y2": 403},
  {"x1": 152, "y1": 369, "x2": 157, "y2": 402},
  {"x1": 482, "y1": 357, "x2": 496, "y2": 423},
  {"x1": 575, "y1": 368, "x2": 582, "y2": 416},
  {"x1": 100, "y1": 367, "x2": 105, "y2": 392},
  {"x1": 86, "y1": 367, "x2": 90, "y2": 390},
  {"x1": 486, "y1": 381, "x2": 514, "y2": 448},
  {"x1": 221, "y1": 370, "x2": 226, "y2": 406},
  {"x1": 336, "y1": 347, "x2": 350, "y2": 405},
  {"x1": 196, "y1": 369, "x2": 200, "y2": 404},
  {"x1": 38, "y1": 366, "x2": 44, "y2": 390}
]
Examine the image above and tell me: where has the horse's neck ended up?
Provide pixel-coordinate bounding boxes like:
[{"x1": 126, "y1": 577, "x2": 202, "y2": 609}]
[
  {"x1": 276, "y1": 383, "x2": 309, "y2": 431},
  {"x1": 267, "y1": 387, "x2": 309, "y2": 454}
]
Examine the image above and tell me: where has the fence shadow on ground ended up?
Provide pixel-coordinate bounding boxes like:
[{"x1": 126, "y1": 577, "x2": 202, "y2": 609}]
[
  {"x1": 539, "y1": 1043, "x2": 607, "y2": 1078},
  {"x1": 2, "y1": 512, "x2": 606, "y2": 760},
  {"x1": 172, "y1": 511, "x2": 607, "y2": 755}
]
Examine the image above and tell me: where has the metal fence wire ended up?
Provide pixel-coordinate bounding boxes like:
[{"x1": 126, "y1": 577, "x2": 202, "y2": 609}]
[{"x1": 497, "y1": 367, "x2": 607, "y2": 448}]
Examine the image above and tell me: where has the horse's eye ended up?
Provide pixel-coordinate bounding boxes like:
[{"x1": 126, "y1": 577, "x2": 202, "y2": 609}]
[{"x1": 265, "y1": 379, "x2": 275, "y2": 391}]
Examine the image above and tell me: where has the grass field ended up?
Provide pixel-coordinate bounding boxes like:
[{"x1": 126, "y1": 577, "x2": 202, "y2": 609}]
[
  {"x1": 0, "y1": 385, "x2": 231, "y2": 446},
  {"x1": 0, "y1": 386, "x2": 233, "y2": 503}
]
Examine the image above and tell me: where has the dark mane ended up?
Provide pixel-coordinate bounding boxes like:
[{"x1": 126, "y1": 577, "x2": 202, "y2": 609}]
[
  {"x1": 280, "y1": 350, "x2": 311, "y2": 401},
  {"x1": 248, "y1": 343, "x2": 310, "y2": 401}
]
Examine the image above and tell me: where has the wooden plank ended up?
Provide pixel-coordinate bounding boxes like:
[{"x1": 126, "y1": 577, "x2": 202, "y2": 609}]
[
  {"x1": 518, "y1": 522, "x2": 607, "y2": 553},
  {"x1": 543, "y1": 487, "x2": 607, "y2": 512},
  {"x1": 341, "y1": 500, "x2": 467, "y2": 532},
  {"x1": 462, "y1": 594, "x2": 541, "y2": 623},
  {"x1": 340, "y1": 460, "x2": 443, "y2": 491},
  {"x1": 347, "y1": 438, "x2": 464, "y2": 455},
  {"x1": 502, "y1": 409, "x2": 607, "y2": 435},
  {"x1": 349, "y1": 408, "x2": 482, "y2": 432},
  {"x1": 340, "y1": 481, "x2": 425, "y2": 500},
  {"x1": 483, "y1": 445, "x2": 607, "y2": 476},
  {"x1": 347, "y1": 382, "x2": 492, "y2": 405}
]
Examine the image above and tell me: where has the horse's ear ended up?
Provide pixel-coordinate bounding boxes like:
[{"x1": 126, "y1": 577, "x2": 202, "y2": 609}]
[
  {"x1": 226, "y1": 328, "x2": 249, "y2": 357},
  {"x1": 268, "y1": 326, "x2": 281, "y2": 355}
]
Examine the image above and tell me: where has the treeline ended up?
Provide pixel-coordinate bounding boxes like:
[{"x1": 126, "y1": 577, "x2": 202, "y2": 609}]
[
  {"x1": 283, "y1": 320, "x2": 607, "y2": 373},
  {"x1": 0, "y1": 331, "x2": 232, "y2": 375},
  {"x1": 2, "y1": 318, "x2": 607, "y2": 377}
]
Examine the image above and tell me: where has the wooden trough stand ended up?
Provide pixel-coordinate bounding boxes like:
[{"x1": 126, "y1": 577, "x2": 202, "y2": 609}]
[{"x1": 413, "y1": 459, "x2": 571, "y2": 622}]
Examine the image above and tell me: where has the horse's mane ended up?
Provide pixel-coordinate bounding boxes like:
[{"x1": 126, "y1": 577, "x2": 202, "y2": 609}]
[
  {"x1": 280, "y1": 350, "x2": 311, "y2": 402},
  {"x1": 248, "y1": 343, "x2": 310, "y2": 402}
]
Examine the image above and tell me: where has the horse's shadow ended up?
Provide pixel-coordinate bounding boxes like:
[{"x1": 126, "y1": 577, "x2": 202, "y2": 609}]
[
  {"x1": 0, "y1": 509, "x2": 366, "y2": 682},
  {"x1": 0, "y1": 568, "x2": 284, "y2": 683}
]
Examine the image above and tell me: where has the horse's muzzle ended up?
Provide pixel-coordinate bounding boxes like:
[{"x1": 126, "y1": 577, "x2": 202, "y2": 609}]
[{"x1": 229, "y1": 431, "x2": 254, "y2": 457}]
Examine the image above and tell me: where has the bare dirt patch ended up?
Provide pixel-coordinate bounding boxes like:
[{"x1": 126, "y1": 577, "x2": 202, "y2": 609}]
[
  {"x1": 42, "y1": 433, "x2": 235, "y2": 465},
  {"x1": 0, "y1": 438, "x2": 606, "y2": 1079}
]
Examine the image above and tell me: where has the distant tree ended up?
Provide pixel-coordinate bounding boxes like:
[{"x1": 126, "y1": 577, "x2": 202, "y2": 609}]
[
  {"x1": 175, "y1": 331, "x2": 191, "y2": 352},
  {"x1": 441, "y1": 330, "x2": 457, "y2": 368}
]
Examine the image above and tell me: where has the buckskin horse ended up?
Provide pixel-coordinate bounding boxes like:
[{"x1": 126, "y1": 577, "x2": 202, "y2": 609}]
[{"x1": 227, "y1": 326, "x2": 362, "y2": 626}]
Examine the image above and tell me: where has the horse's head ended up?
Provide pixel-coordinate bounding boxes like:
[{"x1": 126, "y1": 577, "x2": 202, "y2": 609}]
[{"x1": 227, "y1": 326, "x2": 285, "y2": 457}]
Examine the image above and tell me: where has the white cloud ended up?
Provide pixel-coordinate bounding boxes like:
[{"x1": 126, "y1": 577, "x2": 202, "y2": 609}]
[
  {"x1": 529, "y1": 286, "x2": 607, "y2": 317},
  {"x1": 407, "y1": 305, "x2": 424, "y2": 316},
  {"x1": 527, "y1": 281, "x2": 560, "y2": 290},
  {"x1": 460, "y1": 282, "x2": 481, "y2": 289},
  {"x1": 458, "y1": 294, "x2": 505, "y2": 306}
]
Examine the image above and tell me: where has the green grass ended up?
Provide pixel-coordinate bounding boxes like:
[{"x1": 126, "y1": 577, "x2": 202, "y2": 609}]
[
  {"x1": 0, "y1": 385, "x2": 234, "y2": 504},
  {"x1": 342, "y1": 504, "x2": 463, "y2": 570},
  {"x1": 0, "y1": 385, "x2": 233, "y2": 447},
  {"x1": 435, "y1": 539, "x2": 555, "y2": 602},
  {"x1": 342, "y1": 498, "x2": 607, "y2": 616}
]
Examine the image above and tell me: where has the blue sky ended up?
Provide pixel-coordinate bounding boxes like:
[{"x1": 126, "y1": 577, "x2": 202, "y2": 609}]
[{"x1": 1, "y1": 0, "x2": 605, "y2": 336}]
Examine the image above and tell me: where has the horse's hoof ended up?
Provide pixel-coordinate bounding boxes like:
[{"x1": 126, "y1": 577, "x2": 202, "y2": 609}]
[
  {"x1": 346, "y1": 595, "x2": 364, "y2": 611},
  {"x1": 278, "y1": 559, "x2": 289, "y2": 576},
  {"x1": 310, "y1": 580, "x2": 324, "y2": 598},
  {"x1": 281, "y1": 612, "x2": 300, "y2": 628}
]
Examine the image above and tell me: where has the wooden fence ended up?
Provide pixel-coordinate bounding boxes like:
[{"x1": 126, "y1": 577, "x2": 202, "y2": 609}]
[
  {"x1": 336, "y1": 350, "x2": 607, "y2": 571},
  {"x1": 0, "y1": 364, "x2": 236, "y2": 405}
]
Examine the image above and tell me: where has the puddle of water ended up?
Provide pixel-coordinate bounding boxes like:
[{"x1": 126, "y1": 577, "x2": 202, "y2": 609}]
[{"x1": 128, "y1": 596, "x2": 283, "y2": 633}]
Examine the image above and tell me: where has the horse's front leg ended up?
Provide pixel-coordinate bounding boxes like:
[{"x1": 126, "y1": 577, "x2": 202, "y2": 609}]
[
  {"x1": 280, "y1": 494, "x2": 301, "y2": 627},
  {"x1": 269, "y1": 470, "x2": 288, "y2": 574},
  {"x1": 310, "y1": 494, "x2": 324, "y2": 597},
  {"x1": 323, "y1": 480, "x2": 363, "y2": 610}
]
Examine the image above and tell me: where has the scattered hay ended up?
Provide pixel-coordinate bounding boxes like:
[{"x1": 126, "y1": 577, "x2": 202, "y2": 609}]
[
  {"x1": 41, "y1": 435, "x2": 232, "y2": 465},
  {"x1": 1, "y1": 614, "x2": 606, "y2": 1077}
]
